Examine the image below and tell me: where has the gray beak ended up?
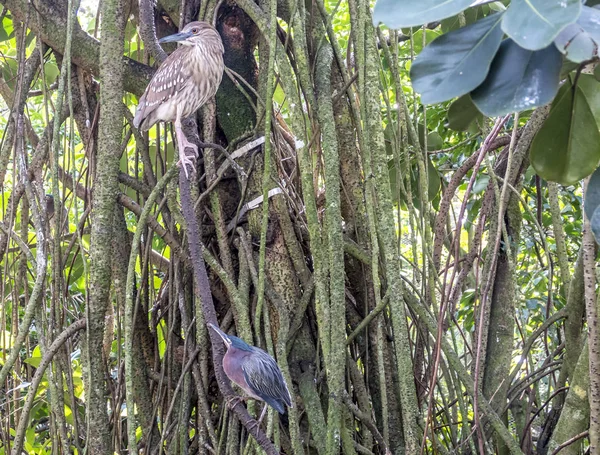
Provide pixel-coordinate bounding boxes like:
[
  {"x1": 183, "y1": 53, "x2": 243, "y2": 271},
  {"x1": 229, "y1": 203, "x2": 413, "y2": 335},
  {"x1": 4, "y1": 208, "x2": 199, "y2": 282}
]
[
  {"x1": 208, "y1": 323, "x2": 230, "y2": 345},
  {"x1": 159, "y1": 31, "x2": 193, "y2": 44}
]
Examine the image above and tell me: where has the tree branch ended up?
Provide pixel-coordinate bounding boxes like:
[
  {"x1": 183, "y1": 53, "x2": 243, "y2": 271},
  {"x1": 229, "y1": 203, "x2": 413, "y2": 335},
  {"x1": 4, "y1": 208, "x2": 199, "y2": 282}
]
[{"x1": 1, "y1": 0, "x2": 153, "y2": 95}]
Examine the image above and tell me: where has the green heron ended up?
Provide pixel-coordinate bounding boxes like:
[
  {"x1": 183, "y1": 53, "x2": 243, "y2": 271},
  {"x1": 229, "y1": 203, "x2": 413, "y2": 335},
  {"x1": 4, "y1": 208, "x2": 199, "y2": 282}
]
[
  {"x1": 208, "y1": 323, "x2": 293, "y2": 420},
  {"x1": 133, "y1": 21, "x2": 224, "y2": 178}
]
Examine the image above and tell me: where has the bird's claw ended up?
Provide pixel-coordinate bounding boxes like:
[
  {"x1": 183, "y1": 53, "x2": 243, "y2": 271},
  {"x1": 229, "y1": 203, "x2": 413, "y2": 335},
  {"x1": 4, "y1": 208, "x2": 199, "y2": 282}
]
[
  {"x1": 226, "y1": 396, "x2": 246, "y2": 410},
  {"x1": 176, "y1": 138, "x2": 199, "y2": 179},
  {"x1": 177, "y1": 154, "x2": 197, "y2": 179}
]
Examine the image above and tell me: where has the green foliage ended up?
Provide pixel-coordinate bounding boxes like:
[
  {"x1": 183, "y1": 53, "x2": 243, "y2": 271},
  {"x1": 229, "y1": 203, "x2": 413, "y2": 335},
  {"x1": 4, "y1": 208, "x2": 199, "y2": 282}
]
[
  {"x1": 447, "y1": 95, "x2": 483, "y2": 131},
  {"x1": 0, "y1": 0, "x2": 598, "y2": 452},
  {"x1": 530, "y1": 74, "x2": 600, "y2": 185},
  {"x1": 501, "y1": 0, "x2": 581, "y2": 50},
  {"x1": 373, "y1": 0, "x2": 474, "y2": 28},
  {"x1": 471, "y1": 39, "x2": 562, "y2": 116},
  {"x1": 410, "y1": 13, "x2": 504, "y2": 105}
]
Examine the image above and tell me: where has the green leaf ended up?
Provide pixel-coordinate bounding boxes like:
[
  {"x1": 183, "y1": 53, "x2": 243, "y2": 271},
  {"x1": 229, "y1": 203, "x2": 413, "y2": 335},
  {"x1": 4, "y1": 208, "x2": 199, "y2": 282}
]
[
  {"x1": 44, "y1": 61, "x2": 60, "y2": 85},
  {"x1": 587, "y1": 168, "x2": 600, "y2": 244},
  {"x1": 441, "y1": 6, "x2": 490, "y2": 33},
  {"x1": 590, "y1": 207, "x2": 600, "y2": 244},
  {"x1": 24, "y1": 345, "x2": 42, "y2": 368},
  {"x1": 473, "y1": 174, "x2": 490, "y2": 194},
  {"x1": 577, "y1": 74, "x2": 600, "y2": 129},
  {"x1": 447, "y1": 94, "x2": 483, "y2": 131},
  {"x1": 389, "y1": 156, "x2": 441, "y2": 206},
  {"x1": 530, "y1": 78, "x2": 600, "y2": 185},
  {"x1": 595, "y1": 64, "x2": 600, "y2": 81},
  {"x1": 0, "y1": 16, "x2": 14, "y2": 42},
  {"x1": 584, "y1": 166, "x2": 600, "y2": 221},
  {"x1": 373, "y1": 0, "x2": 474, "y2": 28},
  {"x1": 502, "y1": 0, "x2": 581, "y2": 50},
  {"x1": 555, "y1": 7, "x2": 600, "y2": 62},
  {"x1": 410, "y1": 13, "x2": 504, "y2": 105},
  {"x1": 426, "y1": 131, "x2": 443, "y2": 150},
  {"x1": 579, "y1": 6, "x2": 600, "y2": 43},
  {"x1": 471, "y1": 40, "x2": 562, "y2": 117},
  {"x1": 410, "y1": 29, "x2": 441, "y2": 54},
  {"x1": 554, "y1": 23, "x2": 597, "y2": 63}
]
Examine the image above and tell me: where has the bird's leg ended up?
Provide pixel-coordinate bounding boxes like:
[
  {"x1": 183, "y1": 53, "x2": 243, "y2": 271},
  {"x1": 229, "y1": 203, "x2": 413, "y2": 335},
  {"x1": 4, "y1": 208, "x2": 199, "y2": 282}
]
[
  {"x1": 257, "y1": 403, "x2": 268, "y2": 426},
  {"x1": 247, "y1": 404, "x2": 268, "y2": 433},
  {"x1": 174, "y1": 116, "x2": 198, "y2": 179}
]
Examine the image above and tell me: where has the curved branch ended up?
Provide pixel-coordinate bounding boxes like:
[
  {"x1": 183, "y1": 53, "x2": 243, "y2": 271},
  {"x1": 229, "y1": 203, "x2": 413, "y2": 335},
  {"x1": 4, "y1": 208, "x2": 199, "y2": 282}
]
[
  {"x1": 1, "y1": 0, "x2": 153, "y2": 95},
  {"x1": 12, "y1": 319, "x2": 87, "y2": 455},
  {"x1": 179, "y1": 173, "x2": 278, "y2": 454}
]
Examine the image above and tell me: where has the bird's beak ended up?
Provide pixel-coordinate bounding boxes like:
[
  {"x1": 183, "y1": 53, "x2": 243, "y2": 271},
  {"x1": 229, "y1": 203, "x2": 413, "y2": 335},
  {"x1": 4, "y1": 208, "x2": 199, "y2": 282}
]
[
  {"x1": 208, "y1": 323, "x2": 230, "y2": 345},
  {"x1": 159, "y1": 31, "x2": 193, "y2": 44}
]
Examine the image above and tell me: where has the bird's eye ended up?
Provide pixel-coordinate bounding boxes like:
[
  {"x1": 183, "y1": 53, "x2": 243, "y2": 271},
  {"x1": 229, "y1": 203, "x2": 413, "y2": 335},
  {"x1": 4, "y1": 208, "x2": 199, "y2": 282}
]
[{"x1": 191, "y1": 28, "x2": 199, "y2": 34}]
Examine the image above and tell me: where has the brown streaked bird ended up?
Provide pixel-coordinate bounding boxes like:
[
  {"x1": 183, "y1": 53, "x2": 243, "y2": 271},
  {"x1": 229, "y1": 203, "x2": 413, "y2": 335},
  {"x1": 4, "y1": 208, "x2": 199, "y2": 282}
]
[{"x1": 133, "y1": 21, "x2": 225, "y2": 178}]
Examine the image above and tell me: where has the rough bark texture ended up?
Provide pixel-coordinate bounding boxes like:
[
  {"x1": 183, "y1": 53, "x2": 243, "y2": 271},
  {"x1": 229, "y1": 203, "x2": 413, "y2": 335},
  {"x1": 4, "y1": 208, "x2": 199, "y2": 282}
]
[
  {"x1": 86, "y1": 0, "x2": 126, "y2": 451},
  {"x1": 0, "y1": 1, "x2": 594, "y2": 454},
  {"x1": 547, "y1": 343, "x2": 590, "y2": 455},
  {"x1": 583, "y1": 220, "x2": 600, "y2": 451}
]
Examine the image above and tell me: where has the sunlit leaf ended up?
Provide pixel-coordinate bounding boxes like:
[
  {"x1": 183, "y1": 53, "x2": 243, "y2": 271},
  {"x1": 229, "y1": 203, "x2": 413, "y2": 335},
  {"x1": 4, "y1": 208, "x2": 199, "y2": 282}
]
[{"x1": 24, "y1": 345, "x2": 43, "y2": 368}]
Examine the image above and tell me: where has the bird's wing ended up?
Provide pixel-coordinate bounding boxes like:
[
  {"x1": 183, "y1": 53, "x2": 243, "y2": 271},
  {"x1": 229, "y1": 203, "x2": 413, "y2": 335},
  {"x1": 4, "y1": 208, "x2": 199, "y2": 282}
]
[
  {"x1": 133, "y1": 49, "x2": 193, "y2": 130},
  {"x1": 241, "y1": 350, "x2": 292, "y2": 413}
]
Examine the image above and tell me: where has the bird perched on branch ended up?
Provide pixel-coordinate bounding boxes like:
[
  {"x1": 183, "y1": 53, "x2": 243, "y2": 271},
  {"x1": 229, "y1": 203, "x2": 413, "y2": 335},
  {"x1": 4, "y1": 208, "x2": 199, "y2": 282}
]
[
  {"x1": 133, "y1": 21, "x2": 224, "y2": 178},
  {"x1": 208, "y1": 323, "x2": 293, "y2": 422}
]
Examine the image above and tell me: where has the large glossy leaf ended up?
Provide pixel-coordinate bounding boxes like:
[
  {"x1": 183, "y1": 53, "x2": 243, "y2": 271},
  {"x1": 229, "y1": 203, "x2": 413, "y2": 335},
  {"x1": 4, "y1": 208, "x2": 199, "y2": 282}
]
[
  {"x1": 447, "y1": 95, "x2": 483, "y2": 131},
  {"x1": 530, "y1": 78, "x2": 600, "y2": 185},
  {"x1": 471, "y1": 40, "x2": 562, "y2": 117},
  {"x1": 502, "y1": 0, "x2": 581, "y2": 50},
  {"x1": 584, "y1": 166, "x2": 600, "y2": 221},
  {"x1": 554, "y1": 23, "x2": 598, "y2": 63},
  {"x1": 578, "y1": 6, "x2": 600, "y2": 43},
  {"x1": 410, "y1": 13, "x2": 503, "y2": 105},
  {"x1": 577, "y1": 74, "x2": 600, "y2": 129},
  {"x1": 555, "y1": 7, "x2": 600, "y2": 62},
  {"x1": 373, "y1": 0, "x2": 474, "y2": 28},
  {"x1": 585, "y1": 167, "x2": 600, "y2": 243}
]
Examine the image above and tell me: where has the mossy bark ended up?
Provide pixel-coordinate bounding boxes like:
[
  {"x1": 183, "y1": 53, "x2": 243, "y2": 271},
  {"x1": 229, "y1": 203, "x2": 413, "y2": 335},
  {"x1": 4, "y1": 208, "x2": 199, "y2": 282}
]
[
  {"x1": 86, "y1": 0, "x2": 126, "y2": 451},
  {"x1": 547, "y1": 342, "x2": 590, "y2": 455}
]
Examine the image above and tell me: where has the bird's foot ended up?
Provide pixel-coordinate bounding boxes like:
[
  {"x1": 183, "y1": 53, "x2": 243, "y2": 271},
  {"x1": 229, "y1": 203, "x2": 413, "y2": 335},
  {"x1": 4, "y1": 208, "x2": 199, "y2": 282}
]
[
  {"x1": 247, "y1": 405, "x2": 267, "y2": 433},
  {"x1": 226, "y1": 395, "x2": 247, "y2": 410},
  {"x1": 177, "y1": 151, "x2": 197, "y2": 179},
  {"x1": 175, "y1": 132, "x2": 199, "y2": 179}
]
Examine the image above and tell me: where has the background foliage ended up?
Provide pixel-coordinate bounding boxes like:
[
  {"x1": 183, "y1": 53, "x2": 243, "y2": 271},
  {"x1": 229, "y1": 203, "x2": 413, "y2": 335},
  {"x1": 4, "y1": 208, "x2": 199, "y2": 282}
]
[{"x1": 0, "y1": 0, "x2": 599, "y2": 454}]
